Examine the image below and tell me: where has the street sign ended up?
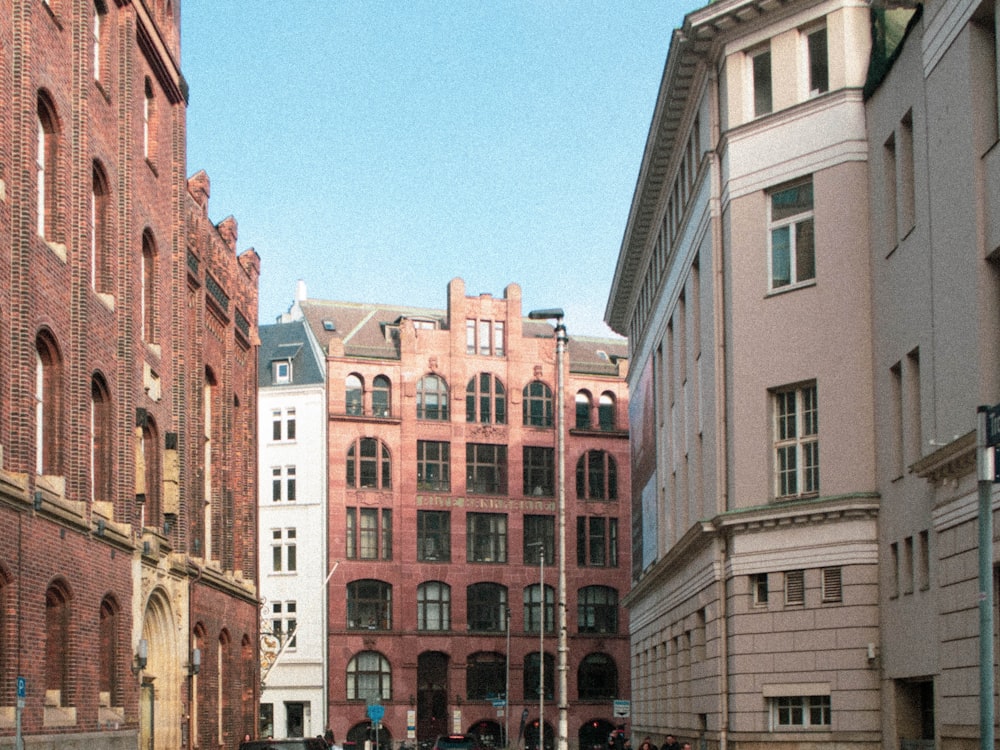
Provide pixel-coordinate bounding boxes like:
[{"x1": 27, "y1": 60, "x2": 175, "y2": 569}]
[
  {"x1": 613, "y1": 699, "x2": 630, "y2": 718},
  {"x1": 17, "y1": 677, "x2": 26, "y2": 698},
  {"x1": 367, "y1": 704, "x2": 385, "y2": 723},
  {"x1": 986, "y1": 403, "x2": 1000, "y2": 446}
]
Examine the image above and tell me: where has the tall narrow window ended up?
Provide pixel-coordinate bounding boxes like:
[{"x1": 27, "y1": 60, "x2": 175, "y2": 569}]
[
  {"x1": 774, "y1": 383, "x2": 819, "y2": 498},
  {"x1": 883, "y1": 133, "x2": 899, "y2": 251},
  {"x1": 751, "y1": 47, "x2": 773, "y2": 116},
  {"x1": 523, "y1": 446, "x2": 554, "y2": 497},
  {"x1": 806, "y1": 26, "x2": 829, "y2": 95},
  {"x1": 345, "y1": 374, "x2": 363, "y2": 415},
  {"x1": 99, "y1": 597, "x2": 119, "y2": 709},
  {"x1": 372, "y1": 375, "x2": 391, "y2": 417},
  {"x1": 37, "y1": 93, "x2": 59, "y2": 239},
  {"x1": 417, "y1": 582, "x2": 451, "y2": 631},
  {"x1": 575, "y1": 391, "x2": 593, "y2": 429},
  {"x1": 522, "y1": 381, "x2": 554, "y2": 427},
  {"x1": 143, "y1": 77, "x2": 155, "y2": 160},
  {"x1": 91, "y1": 375, "x2": 112, "y2": 503},
  {"x1": 769, "y1": 179, "x2": 815, "y2": 289},
  {"x1": 417, "y1": 441, "x2": 450, "y2": 492},
  {"x1": 93, "y1": 2, "x2": 107, "y2": 83},
  {"x1": 417, "y1": 374, "x2": 449, "y2": 420},
  {"x1": 598, "y1": 393, "x2": 616, "y2": 430},
  {"x1": 91, "y1": 162, "x2": 111, "y2": 294},
  {"x1": 466, "y1": 373, "x2": 506, "y2": 424},
  {"x1": 35, "y1": 331, "x2": 62, "y2": 476},
  {"x1": 45, "y1": 582, "x2": 71, "y2": 706},
  {"x1": 899, "y1": 110, "x2": 916, "y2": 238},
  {"x1": 141, "y1": 232, "x2": 156, "y2": 342},
  {"x1": 417, "y1": 510, "x2": 451, "y2": 562}
]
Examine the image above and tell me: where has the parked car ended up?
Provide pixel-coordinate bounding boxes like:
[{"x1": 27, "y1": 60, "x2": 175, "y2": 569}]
[
  {"x1": 431, "y1": 734, "x2": 479, "y2": 750},
  {"x1": 240, "y1": 739, "x2": 328, "y2": 750}
]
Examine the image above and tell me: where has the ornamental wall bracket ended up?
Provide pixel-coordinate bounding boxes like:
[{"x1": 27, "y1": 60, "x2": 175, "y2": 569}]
[{"x1": 911, "y1": 430, "x2": 976, "y2": 486}]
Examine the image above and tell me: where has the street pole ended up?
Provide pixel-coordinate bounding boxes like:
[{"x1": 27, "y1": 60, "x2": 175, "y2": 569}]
[
  {"x1": 528, "y1": 309, "x2": 568, "y2": 750},
  {"x1": 977, "y1": 405, "x2": 995, "y2": 750},
  {"x1": 505, "y1": 606, "x2": 511, "y2": 749}
]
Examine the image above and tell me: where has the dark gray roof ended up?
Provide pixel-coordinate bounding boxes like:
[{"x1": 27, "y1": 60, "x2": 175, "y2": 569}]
[{"x1": 258, "y1": 321, "x2": 324, "y2": 387}]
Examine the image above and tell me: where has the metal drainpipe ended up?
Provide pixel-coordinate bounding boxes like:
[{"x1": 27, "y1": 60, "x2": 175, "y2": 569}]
[{"x1": 706, "y1": 65, "x2": 729, "y2": 750}]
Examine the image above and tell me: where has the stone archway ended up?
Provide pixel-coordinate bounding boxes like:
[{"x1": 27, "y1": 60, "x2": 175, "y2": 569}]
[{"x1": 140, "y1": 587, "x2": 183, "y2": 750}]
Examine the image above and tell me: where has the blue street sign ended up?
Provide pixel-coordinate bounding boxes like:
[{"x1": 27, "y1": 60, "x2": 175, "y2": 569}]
[
  {"x1": 367, "y1": 704, "x2": 385, "y2": 722},
  {"x1": 17, "y1": 676, "x2": 26, "y2": 698},
  {"x1": 986, "y1": 403, "x2": 1000, "y2": 446}
]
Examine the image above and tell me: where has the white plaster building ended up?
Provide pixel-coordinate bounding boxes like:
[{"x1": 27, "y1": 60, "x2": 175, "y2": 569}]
[{"x1": 258, "y1": 317, "x2": 329, "y2": 739}]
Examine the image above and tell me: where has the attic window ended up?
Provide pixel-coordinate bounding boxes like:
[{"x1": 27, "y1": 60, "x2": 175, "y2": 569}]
[
  {"x1": 411, "y1": 318, "x2": 436, "y2": 330},
  {"x1": 323, "y1": 319, "x2": 336, "y2": 331},
  {"x1": 273, "y1": 360, "x2": 291, "y2": 384},
  {"x1": 596, "y1": 350, "x2": 609, "y2": 361}
]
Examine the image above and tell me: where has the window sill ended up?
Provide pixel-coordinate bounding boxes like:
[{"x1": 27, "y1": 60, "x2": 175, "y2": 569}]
[{"x1": 766, "y1": 279, "x2": 816, "y2": 297}]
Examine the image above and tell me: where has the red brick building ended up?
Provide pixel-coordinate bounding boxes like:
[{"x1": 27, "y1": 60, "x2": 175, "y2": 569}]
[
  {"x1": 0, "y1": 3, "x2": 260, "y2": 750},
  {"x1": 295, "y1": 279, "x2": 630, "y2": 750}
]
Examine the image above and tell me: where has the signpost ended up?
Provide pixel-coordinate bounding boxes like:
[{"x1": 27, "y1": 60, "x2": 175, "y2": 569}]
[
  {"x1": 16, "y1": 676, "x2": 26, "y2": 750},
  {"x1": 978, "y1": 405, "x2": 999, "y2": 750},
  {"x1": 367, "y1": 702, "x2": 384, "y2": 750}
]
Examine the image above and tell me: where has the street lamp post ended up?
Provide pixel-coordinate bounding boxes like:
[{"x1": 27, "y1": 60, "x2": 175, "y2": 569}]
[
  {"x1": 528, "y1": 309, "x2": 568, "y2": 750},
  {"x1": 528, "y1": 539, "x2": 545, "y2": 750}
]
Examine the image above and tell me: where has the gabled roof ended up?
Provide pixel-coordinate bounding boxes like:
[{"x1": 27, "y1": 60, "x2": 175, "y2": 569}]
[{"x1": 258, "y1": 320, "x2": 325, "y2": 387}]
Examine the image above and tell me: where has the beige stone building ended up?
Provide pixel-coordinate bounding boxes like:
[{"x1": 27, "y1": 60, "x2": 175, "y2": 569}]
[
  {"x1": 865, "y1": 0, "x2": 1000, "y2": 746},
  {"x1": 606, "y1": 0, "x2": 882, "y2": 746}
]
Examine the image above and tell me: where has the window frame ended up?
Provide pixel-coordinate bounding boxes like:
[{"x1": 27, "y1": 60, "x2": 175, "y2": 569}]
[
  {"x1": 417, "y1": 510, "x2": 451, "y2": 562},
  {"x1": 346, "y1": 437, "x2": 392, "y2": 490},
  {"x1": 767, "y1": 178, "x2": 815, "y2": 291},
  {"x1": 523, "y1": 445, "x2": 554, "y2": 497},
  {"x1": 523, "y1": 381, "x2": 554, "y2": 427},
  {"x1": 750, "y1": 45, "x2": 773, "y2": 117},
  {"x1": 467, "y1": 584, "x2": 508, "y2": 633},
  {"x1": 346, "y1": 580, "x2": 392, "y2": 631},
  {"x1": 577, "y1": 585, "x2": 618, "y2": 634},
  {"x1": 416, "y1": 374, "x2": 449, "y2": 420},
  {"x1": 346, "y1": 507, "x2": 393, "y2": 560},
  {"x1": 773, "y1": 382, "x2": 819, "y2": 499},
  {"x1": 466, "y1": 443, "x2": 507, "y2": 495},
  {"x1": 417, "y1": 581, "x2": 451, "y2": 631},
  {"x1": 417, "y1": 440, "x2": 450, "y2": 492},
  {"x1": 770, "y1": 695, "x2": 831, "y2": 729},
  {"x1": 467, "y1": 512, "x2": 508, "y2": 563},
  {"x1": 466, "y1": 372, "x2": 507, "y2": 424}
]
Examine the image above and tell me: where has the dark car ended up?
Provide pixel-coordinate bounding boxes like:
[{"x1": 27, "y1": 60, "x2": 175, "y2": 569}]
[
  {"x1": 431, "y1": 734, "x2": 479, "y2": 750},
  {"x1": 240, "y1": 739, "x2": 328, "y2": 750}
]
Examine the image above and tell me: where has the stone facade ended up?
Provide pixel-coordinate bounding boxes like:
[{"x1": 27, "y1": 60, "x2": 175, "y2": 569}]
[{"x1": 292, "y1": 279, "x2": 631, "y2": 750}]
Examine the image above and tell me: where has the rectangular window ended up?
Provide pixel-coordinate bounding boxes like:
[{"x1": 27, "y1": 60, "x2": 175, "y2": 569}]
[
  {"x1": 467, "y1": 512, "x2": 507, "y2": 563},
  {"x1": 271, "y1": 408, "x2": 296, "y2": 441},
  {"x1": 899, "y1": 110, "x2": 916, "y2": 235},
  {"x1": 806, "y1": 26, "x2": 828, "y2": 95},
  {"x1": 417, "y1": 440, "x2": 450, "y2": 492},
  {"x1": 466, "y1": 443, "x2": 507, "y2": 495},
  {"x1": 890, "y1": 541, "x2": 900, "y2": 598},
  {"x1": 523, "y1": 446, "x2": 554, "y2": 496},
  {"x1": 417, "y1": 510, "x2": 451, "y2": 561},
  {"x1": 903, "y1": 535, "x2": 914, "y2": 594},
  {"x1": 774, "y1": 383, "x2": 819, "y2": 498},
  {"x1": 466, "y1": 319, "x2": 477, "y2": 354},
  {"x1": 271, "y1": 601, "x2": 298, "y2": 649},
  {"x1": 752, "y1": 47, "x2": 773, "y2": 116},
  {"x1": 271, "y1": 528, "x2": 297, "y2": 573},
  {"x1": 576, "y1": 517, "x2": 618, "y2": 568},
  {"x1": 346, "y1": 507, "x2": 392, "y2": 560},
  {"x1": 273, "y1": 360, "x2": 291, "y2": 384},
  {"x1": 271, "y1": 466, "x2": 296, "y2": 502},
  {"x1": 466, "y1": 318, "x2": 504, "y2": 356},
  {"x1": 821, "y1": 567, "x2": 842, "y2": 603},
  {"x1": 785, "y1": 569, "x2": 805, "y2": 605},
  {"x1": 771, "y1": 696, "x2": 831, "y2": 728},
  {"x1": 769, "y1": 179, "x2": 815, "y2": 289},
  {"x1": 523, "y1": 515, "x2": 554, "y2": 564},
  {"x1": 918, "y1": 529, "x2": 930, "y2": 591},
  {"x1": 883, "y1": 132, "x2": 899, "y2": 251},
  {"x1": 751, "y1": 573, "x2": 769, "y2": 606}
]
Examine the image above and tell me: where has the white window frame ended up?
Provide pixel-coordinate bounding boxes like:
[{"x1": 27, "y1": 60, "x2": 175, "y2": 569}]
[
  {"x1": 271, "y1": 528, "x2": 297, "y2": 573},
  {"x1": 273, "y1": 359, "x2": 291, "y2": 384},
  {"x1": 773, "y1": 382, "x2": 819, "y2": 498},
  {"x1": 769, "y1": 695, "x2": 831, "y2": 729},
  {"x1": 767, "y1": 179, "x2": 815, "y2": 291},
  {"x1": 748, "y1": 44, "x2": 773, "y2": 118},
  {"x1": 802, "y1": 23, "x2": 829, "y2": 97}
]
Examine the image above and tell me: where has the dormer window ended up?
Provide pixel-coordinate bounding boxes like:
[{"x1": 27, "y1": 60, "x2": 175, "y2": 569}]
[
  {"x1": 273, "y1": 360, "x2": 291, "y2": 384},
  {"x1": 323, "y1": 319, "x2": 336, "y2": 331}
]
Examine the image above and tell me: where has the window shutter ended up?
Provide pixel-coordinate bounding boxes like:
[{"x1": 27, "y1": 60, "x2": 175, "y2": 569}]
[
  {"x1": 822, "y1": 567, "x2": 843, "y2": 603},
  {"x1": 785, "y1": 569, "x2": 805, "y2": 605}
]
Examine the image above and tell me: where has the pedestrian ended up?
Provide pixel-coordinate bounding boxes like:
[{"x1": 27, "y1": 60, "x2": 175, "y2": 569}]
[
  {"x1": 638, "y1": 737, "x2": 657, "y2": 750},
  {"x1": 608, "y1": 724, "x2": 627, "y2": 750},
  {"x1": 661, "y1": 736, "x2": 680, "y2": 750}
]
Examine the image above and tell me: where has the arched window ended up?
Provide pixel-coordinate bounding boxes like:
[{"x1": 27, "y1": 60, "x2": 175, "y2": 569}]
[
  {"x1": 598, "y1": 392, "x2": 616, "y2": 431},
  {"x1": 92, "y1": 161, "x2": 111, "y2": 294},
  {"x1": 346, "y1": 438, "x2": 391, "y2": 489},
  {"x1": 578, "y1": 653, "x2": 617, "y2": 700},
  {"x1": 467, "y1": 583, "x2": 507, "y2": 632},
  {"x1": 35, "y1": 330, "x2": 62, "y2": 476},
  {"x1": 372, "y1": 375, "x2": 391, "y2": 417},
  {"x1": 99, "y1": 596, "x2": 120, "y2": 709},
  {"x1": 524, "y1": 651, "x2": 554, "y2": 700},
  {"x1": 45, "y1": 581, "x2": 71, "y2": 706},
  {"x1": 347, "y1": 580, "x2": 392, "y2": 630},
  {"x1": 417, "y1": 581, "x2": 451, "y2": 631},
  {"x1": 141, "y1": 231, "x2": 156, "y2": 342},
  {"x1": 576, "y1": 450, "x2": 617, "y2": 500},
  {"x1": 93, "y1": 1, "x2": 108, "y2": 82},
  {"x1": 138, "y1": 415, "x2": 161, "y2": 525},
  {"x1": 345, "y1": 374, "x2": 363, "y2": 415},
  {"x1": 522, "y1": 381, "x2": 553, "y2": 427},
  {"x1": 466, "y1": 373, "x2": 506, "y2": 424},
  {"x1": 91, "y1": 374, "x2": 113, "y2": 503},
  {"x1": 466, "y1": 652, "x2": 505, "y2": 700},
  {"x1": 143, "y1": 77, "x2": 155, "y2": 160},
  {"x1": 417, "y1": 374, "x2": 449, "y2": 420},
  {"x1": 575, "y1": 391, "x2": 593, "y2": 429},
  {"x1": 37, "y1": 92, "x2": 59, "y2": 239},
  {"x1": 578, "y1": 586, "x2": 618, "y2": 634},
  {"x1": 523, "y1": 583, "x2": 554, "y2": 634},
  {"x1": 347, "y1": 651, "x2": 391, "y2": 701}
]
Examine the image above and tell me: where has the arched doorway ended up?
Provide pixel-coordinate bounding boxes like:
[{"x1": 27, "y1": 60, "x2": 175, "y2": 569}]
[
  {"x1": 417, "y1": 651, "x2": 449, "y2": 741},
  {"x1": 525, "y1": 719, "x2": 553, "y2": 750},
  {"x1": 139, "y1": 588, "x2": 182, "y2": 750},
  {"x1": 579, "y1": 719, "x2": 615, "y2": 750},
  {"x1": 348, "y1": 719, "x2": 393, "y2": 750}
]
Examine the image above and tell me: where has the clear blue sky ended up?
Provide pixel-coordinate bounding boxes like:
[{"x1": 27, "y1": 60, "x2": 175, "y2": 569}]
[{"x1": 181, "y1": 3, "x2": 691, "y2": 338}]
